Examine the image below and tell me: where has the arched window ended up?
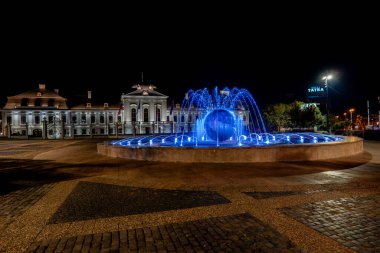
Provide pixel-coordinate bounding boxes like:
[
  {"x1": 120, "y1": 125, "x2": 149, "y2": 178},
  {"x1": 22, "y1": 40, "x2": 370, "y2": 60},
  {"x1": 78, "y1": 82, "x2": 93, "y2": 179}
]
[
  {"x1": 35, "y1": 99, "x2": 42, "y2": 107},
  {"x1": 181, "y1": 115, "x2": 185, "y2": 123},
  {"x1": 21, "y1": 98, "x2": 29, "y2": 107},
  {"x1": 156, "y1": 108, "x2": 161, "y2": 122},
  {"x1": 100, "y1": 115, "x2": 105, "y2": 124},
  {"x1": 144, "y1": 108, "x2": 149, "y2": 122},
  {"x1": 48, "y1": 99, "x2": 55, "y2": 107},
  {"x1": 131, "y1": 108, "x2": 137, "y2": 122},
  {"x1": 35, "y1": 115, "x2": 40, "y2": 124},
  {"x1": 81, "y1": 113, "x2": 86, "y2": 124}
]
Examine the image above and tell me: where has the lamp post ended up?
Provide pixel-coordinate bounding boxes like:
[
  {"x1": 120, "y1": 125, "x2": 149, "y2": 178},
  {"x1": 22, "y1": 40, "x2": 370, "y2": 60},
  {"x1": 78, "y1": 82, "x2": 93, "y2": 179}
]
[
  {"x1": 322, "y1": 74, "x2": 333, "y2": 133},
  {"x1": 349, "y1": 108, "x2": 355, "y2": 123}
]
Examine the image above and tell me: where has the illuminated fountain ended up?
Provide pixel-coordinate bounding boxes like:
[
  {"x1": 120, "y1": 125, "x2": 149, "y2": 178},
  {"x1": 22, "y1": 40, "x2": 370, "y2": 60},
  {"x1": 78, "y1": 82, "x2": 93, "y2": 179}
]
[
  {"x1": 99, "y1": 87, "x2": 363, "y2": 162},
  {"x1": 112, "y1": 87, "x2": 342, "y2": 147}
]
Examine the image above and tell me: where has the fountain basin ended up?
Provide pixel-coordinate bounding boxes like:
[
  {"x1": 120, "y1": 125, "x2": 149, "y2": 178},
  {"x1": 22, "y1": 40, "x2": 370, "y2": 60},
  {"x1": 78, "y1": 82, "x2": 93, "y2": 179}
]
[{"x1": 98, "y1": 136, "x2": 363, "y2": 163}]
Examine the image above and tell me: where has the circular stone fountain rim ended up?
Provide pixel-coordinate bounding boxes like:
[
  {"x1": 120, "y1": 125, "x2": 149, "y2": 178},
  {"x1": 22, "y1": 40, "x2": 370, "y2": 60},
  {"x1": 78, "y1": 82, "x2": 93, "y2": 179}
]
[{"x1": 98, "y1": 136, "x2": 364, "y2": 163}]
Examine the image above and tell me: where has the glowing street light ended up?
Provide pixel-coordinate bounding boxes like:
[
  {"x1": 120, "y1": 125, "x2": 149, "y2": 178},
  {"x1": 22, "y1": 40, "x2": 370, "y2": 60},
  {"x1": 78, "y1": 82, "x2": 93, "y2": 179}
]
[
  {"x1": 322, "y1": 74, "x2": 333, "y2": 133},
  {"x1": 349, "y1": 108, "x2": 355, "y2": 123}
]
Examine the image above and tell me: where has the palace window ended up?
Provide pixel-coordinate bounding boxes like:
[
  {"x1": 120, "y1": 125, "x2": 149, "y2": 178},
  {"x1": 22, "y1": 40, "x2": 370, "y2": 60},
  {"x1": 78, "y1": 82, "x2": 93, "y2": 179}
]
[
  {"x1": 72, "y1": 116, "x2": 77, "y2": 124},
  {"x1": 174, "y1": 116, "x2": 177, "y2": 122},
  {"x1": 91, "y1": 114, "x2": 96, "y2": 124},
  {"x1": 35, "y1": 115, "x2": 40, "y2": 124},
  {"x1": 35, "y1": 99, "x2": 41, "y2": 107},
  {"x1": 109, "y1": 115, "x2": 113, "y2": 123},
  {"x1": 100, "y1": 115, "x2": 105, "y2": 123},
  {"x1": 81, "y1": 114, "x2": 86, "y2": 124},
  {"x1": 131, "y1": 108, "x2": 137, "y2": 122},
  {"x1": 156, "y1": 108, "x2": 161, "y2": 122},
  {"x1": 21, "y1": 115, "x2": 27, "y2": 124},
  {"x1": 48, "y1": 99, "x2": 55, "y2": 107},
  {"x1": 143, "y1": 108, "x2": 149, "y2": 122},
  {"x1": 21, "y1": 98, "x2": 28, "y2": 107},
  {"x1": 48, "y1": 115, "x2": 54, "y2": 123}
]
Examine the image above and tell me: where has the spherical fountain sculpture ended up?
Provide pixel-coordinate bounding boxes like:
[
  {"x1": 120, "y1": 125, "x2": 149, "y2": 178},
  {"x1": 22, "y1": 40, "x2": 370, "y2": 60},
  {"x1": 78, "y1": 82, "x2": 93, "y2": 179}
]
[{"x1": 98, "y1": 87, "x2": 363, "y2": 162}]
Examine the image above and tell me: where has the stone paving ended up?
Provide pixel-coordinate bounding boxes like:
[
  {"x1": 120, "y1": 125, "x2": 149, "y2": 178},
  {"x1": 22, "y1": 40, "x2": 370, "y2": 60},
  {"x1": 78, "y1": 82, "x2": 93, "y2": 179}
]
[
  {"x1": 0, "y1": 183, "x2": 56, "y2": 231},
  {"x1": 244, "y1": 189, "x2": 328, "y2": 199},
  {"x1": 28, "y1": 213, "x2": 303, "y2": 253},
  {"x1": 0, "y1": 140, "x2": 380, "y2": 252},
  {"x1": 282, "y1": 194, "x2": 380, "y2": 253},
  {"x1": 49, "y1": 181, "x2": 231, "y2": 224}
]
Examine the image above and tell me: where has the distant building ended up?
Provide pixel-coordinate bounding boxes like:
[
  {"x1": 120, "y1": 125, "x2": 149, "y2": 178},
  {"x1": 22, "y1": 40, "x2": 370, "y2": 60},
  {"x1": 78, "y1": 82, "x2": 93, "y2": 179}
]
[
  {"x1": 1, "y1": 84, "x2": 70, "y2": 138},
  {"x1": 1, "y1": 83, "x2": 249, "y2": 139}
]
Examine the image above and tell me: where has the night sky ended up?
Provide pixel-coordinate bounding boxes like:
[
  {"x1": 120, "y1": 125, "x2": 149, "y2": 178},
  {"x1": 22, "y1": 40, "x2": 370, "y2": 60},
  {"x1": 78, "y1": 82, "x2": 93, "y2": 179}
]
[{"x1": 2, "y1": 7, "x2": 379, "y2": 116}]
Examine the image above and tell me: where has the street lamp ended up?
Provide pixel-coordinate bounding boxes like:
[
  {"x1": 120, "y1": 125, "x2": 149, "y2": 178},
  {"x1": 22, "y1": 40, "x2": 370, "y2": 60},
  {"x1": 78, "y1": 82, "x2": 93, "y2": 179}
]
[
  {"x1": 349, "y1": 108, "x2": 355, "y2": 123},
  {"x1": 322, "y1": 74, "x2": 333, "y2": 133}
]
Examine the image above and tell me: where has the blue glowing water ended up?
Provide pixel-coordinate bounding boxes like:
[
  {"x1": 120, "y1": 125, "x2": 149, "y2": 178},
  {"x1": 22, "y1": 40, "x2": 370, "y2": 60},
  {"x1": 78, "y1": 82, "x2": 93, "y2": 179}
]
[{"x1": 112, "y1": 86, "x2": 344, "y2": 148}]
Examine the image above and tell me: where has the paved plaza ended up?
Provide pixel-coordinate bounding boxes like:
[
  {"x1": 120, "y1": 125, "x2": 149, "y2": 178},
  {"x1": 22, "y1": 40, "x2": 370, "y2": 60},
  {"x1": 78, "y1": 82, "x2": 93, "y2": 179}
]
[{"x1": 0, "y1": 139, "x2": 379, "y2": 252}]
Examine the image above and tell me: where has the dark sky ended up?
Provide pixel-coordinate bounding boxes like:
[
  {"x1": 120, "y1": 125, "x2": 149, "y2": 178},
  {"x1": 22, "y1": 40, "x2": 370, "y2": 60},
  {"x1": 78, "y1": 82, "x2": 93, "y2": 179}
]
[{"x1": 1, "y1": 6, "x2": 379, "y2": 115}]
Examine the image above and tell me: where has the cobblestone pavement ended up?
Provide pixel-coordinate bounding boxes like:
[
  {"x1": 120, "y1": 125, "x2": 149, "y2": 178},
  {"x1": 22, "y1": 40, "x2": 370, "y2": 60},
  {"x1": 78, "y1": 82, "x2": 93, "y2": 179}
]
[
  {"x1": 244, "y1": 189, "x2": 329, "y2": 199},
  {"x1": 0, "y1": 140, "x2": 380, "y2": 252},
  {"x1": 49, "y1": 181, "x2": 231, "y2": 224},
  {"x1": 282, "y1": 194, "x2": 380, "y2": 253},
  {"x1": 0, "y1": 183, "x2": 56, "y2": 231},
  {"x1": 28, "y1": 213, "x2": 302, "y2": 253}
]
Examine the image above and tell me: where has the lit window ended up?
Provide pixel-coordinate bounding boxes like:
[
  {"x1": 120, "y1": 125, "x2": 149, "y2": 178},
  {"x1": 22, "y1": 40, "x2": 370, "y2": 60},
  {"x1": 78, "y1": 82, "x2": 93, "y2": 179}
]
[{"x1": 21, "y1": 115, "x2": 27, "y2": 124}]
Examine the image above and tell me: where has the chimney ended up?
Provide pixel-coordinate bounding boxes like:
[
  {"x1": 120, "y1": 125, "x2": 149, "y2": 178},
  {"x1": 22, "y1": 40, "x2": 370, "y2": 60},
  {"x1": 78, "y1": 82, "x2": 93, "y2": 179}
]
[
  {"x1": 88, "y1": 91, "x2": 92, "y2": 99},
  {"x1": 54, "y1": 89, "x2": 59, "y2": 94},
  {"x1": 39, "y1": 84, "x2": 46, "y2": 91}
]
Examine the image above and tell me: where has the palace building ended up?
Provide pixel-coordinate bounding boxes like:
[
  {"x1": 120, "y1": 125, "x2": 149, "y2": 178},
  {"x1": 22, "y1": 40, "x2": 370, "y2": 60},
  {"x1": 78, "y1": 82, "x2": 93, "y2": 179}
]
[{"x1": 1, "y1": 83, "x2": 249, "y2": 139}]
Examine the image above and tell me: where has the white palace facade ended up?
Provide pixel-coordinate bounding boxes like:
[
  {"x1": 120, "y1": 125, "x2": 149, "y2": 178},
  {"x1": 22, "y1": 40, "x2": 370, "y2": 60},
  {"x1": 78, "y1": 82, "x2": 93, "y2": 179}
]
[{"x1": 1, "y1": 83, "x2": 250, "y2": 139}]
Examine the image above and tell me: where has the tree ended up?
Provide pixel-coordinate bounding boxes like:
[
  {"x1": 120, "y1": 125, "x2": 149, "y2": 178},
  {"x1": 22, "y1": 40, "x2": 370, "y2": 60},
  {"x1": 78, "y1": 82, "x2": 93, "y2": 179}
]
[
  {"x1": 263, "y1": 103, "x2": 291, "y2": 132},
  {"x1": 264, "y1": 101, "x2": 326, "y2": 132}
]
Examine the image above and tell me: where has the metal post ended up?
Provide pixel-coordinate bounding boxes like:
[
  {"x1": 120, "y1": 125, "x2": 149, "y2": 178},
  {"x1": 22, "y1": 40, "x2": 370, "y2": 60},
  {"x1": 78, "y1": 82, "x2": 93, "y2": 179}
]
[
  {"x1": 350, "y1": 111, "x2": 353, "y2": 123},
  {"x1": 25, "y1": 122, "x2": 29, "y2": 139},
  {"x1": 42, "y1": 118, "x2": 47, "y2": 139},
  {"x1": 325, "y1": 79, "x2": 330, "y2": 134},
  {"x1": 367, "y1": 100, "x2": 370, "y2": 127},
  {"x1": 61, "y1": 118, "x2": 65, "y2": 139}
]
